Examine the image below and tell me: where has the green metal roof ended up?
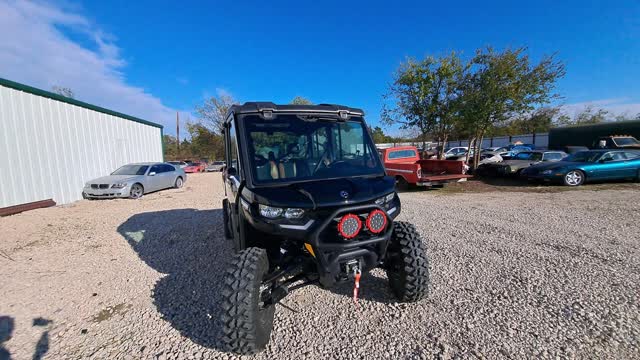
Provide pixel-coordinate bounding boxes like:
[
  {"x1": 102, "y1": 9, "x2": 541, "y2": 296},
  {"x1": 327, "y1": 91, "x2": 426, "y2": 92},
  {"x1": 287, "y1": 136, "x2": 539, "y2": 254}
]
[{"x1": 0, "y1": 77, "x2": 163, "y2": 129}]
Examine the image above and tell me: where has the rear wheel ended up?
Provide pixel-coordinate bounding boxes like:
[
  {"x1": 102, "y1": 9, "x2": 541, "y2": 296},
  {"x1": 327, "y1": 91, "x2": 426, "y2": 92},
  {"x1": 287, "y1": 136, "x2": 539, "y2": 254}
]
[
  {"x1": 385, "y1": 221, "x2": 430, "y2": 302},
  {"x1": 221, "y1": 248, "x2": 275, "y2": 355},
  {"x1": 129, "y1": 183, "x2": 144, "y2": 199},
  {"x1": 563, "y1": 170, "x2": 585, "y2": 186}
]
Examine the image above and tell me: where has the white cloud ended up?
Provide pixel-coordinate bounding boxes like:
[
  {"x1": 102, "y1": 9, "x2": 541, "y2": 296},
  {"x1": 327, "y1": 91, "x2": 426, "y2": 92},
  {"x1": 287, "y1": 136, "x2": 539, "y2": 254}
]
[
  {"x1": 560, "y1": 98, "x2": 640, "y2": 119},
  {"x1": 0, "y1": 0, "x2": 180, "y2": 130}
]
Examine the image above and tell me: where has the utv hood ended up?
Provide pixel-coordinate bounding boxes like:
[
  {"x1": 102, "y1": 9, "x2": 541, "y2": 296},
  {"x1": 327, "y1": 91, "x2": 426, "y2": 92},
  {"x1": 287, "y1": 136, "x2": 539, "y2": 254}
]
[{"x1": 242, "y1": 176, "x2": 396, "y2": 208}]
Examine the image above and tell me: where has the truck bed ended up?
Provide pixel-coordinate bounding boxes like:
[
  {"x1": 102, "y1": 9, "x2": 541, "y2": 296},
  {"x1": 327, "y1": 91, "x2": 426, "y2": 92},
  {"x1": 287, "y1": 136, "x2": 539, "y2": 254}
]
[{"x1": 417, "y1": 159, "x2": 471, "y2": 181}]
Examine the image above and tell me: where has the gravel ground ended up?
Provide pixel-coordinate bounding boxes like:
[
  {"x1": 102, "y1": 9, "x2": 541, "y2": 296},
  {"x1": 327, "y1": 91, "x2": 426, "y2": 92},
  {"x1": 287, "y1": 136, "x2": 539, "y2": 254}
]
[{"x1": 1, "y1": 174, "x2": 639, "y2": 359}]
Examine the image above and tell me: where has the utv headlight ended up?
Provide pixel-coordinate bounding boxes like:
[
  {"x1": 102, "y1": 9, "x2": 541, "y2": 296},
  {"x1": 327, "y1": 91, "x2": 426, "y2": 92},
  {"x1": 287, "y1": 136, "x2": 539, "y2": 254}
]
[
  {"x1": 111, "y1": 183, "x2": 127, "y2": 189},
  {"x1": 284, "y1": 208, "x2": 305, "y2": 219},
  {"x1": 259, "y1": 205, "x2": 305, "y2": 219},
  {"x1": 259, "y1": 205, "x2": 283, "y2": 219},
  {"x1": 375, "y1": 192, "x2": 396, "y2": 206}
]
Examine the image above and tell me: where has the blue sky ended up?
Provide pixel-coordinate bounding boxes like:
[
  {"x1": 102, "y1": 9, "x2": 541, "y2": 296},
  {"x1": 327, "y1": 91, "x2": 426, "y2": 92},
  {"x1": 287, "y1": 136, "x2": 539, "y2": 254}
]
[{"x1": 1, "y1": 0, "x2": 639, "y2": 137}]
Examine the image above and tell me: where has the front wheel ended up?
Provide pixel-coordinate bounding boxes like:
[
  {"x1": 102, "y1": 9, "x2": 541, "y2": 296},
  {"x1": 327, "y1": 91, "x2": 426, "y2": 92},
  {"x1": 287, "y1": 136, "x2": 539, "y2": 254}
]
[
  {"x1": 384, "y1": 221, "x2": 430, "y2": 302},
  {"x1": 221, "y1": 248, "x2": 275, "y2": 355},
  {"x1": 129, "y1": 183, "x2": 144, "y2": 199},
  {"x1": 563, "y1": 170, "x2": 585, "y2": 186},
  {"x1": 174, "y1": 176, "x2": 184, "y2": 189}
]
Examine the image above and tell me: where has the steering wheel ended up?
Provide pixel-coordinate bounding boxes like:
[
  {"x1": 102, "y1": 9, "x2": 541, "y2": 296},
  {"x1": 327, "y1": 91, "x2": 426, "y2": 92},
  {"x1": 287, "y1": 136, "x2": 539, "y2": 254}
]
[{"x1": 313, "y1": 151, "x2": 330, "y2": 174}]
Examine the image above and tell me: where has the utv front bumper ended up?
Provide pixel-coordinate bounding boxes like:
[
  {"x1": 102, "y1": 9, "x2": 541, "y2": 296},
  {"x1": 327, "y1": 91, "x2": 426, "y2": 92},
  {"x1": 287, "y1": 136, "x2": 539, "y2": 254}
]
[{"x1": 242, "y1": 201, "x2": 400, "y2": 287}]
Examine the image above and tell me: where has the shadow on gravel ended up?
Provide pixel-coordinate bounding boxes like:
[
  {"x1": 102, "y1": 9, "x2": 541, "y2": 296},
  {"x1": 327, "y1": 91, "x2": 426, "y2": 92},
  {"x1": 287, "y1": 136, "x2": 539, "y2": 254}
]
[{"x1": 118, "y1": 209, "x2": 231, "y2": 351}]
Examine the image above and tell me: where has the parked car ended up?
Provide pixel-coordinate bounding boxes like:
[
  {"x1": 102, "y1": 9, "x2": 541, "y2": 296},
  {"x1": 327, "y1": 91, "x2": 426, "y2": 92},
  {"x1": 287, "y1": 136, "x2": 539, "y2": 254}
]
[
  {"x1": 184, "y1": 162, "x2": 205, "y2": 173},
  {"x1": 168, "y1": 161, "x2": 188, "y2": 169},
  {"x1": 476, "y1": 151, "x2": 567, "y2": 177},
  {"x1": 444, "y1": 146, "x2": 468, "y2": 159},
  {"x1": 381, "y1": 146, "x2": 472, "y2": 190},
  {"x1": 521, "y1": 150, "x2": 640, "y2": 186},
  {"x1": 83, "y1": 163, "x2": 186, "y2": 199},
  {"x1": 206, "y1": 161, "x2": 226, "y2": 172}
]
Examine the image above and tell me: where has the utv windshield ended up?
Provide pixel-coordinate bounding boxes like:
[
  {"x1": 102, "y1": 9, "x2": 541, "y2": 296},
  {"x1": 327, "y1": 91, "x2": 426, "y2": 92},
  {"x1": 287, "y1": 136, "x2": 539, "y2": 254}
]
[{"x1": 243, "y1": 115, "x2": 383, "y2": 184}]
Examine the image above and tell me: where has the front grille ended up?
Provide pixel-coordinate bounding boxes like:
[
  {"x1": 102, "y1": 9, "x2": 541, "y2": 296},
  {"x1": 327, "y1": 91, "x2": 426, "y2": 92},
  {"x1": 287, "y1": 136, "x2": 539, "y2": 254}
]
[{"x1": 90, "y1": 184, "x2": 110, "y2": 189}]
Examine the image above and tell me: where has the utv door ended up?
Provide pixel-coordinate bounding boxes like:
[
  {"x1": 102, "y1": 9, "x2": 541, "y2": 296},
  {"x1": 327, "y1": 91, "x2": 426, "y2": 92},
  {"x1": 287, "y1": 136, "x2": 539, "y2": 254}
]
[{"x1": 224, "y1": 118, "x2": 242, "y2": 243}]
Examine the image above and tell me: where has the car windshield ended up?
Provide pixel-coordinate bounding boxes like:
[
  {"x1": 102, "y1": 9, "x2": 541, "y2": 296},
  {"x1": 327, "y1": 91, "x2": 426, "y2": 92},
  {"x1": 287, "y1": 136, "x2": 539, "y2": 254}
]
[
  {"x1": 168, "y1": 161, "x2": 180, "y2": 165},
  {"x1": 612, "y1": 137, "x2": 640, "y2": 146},
  {"x1": 564, "y1": 151, "x2": 603, "y2": 163},
  {"x1": 514, "y1": 152, "x2": 542, "y2": 161},
  {"x1": 213, "y1": 161, "x2": 224, "y2": 165},
  {"x1": 243, "y1": 115, "x2": 384, "y2": 184},
  {"x1": 112, "y1": 165, "x2": 148, "y2": 175}
]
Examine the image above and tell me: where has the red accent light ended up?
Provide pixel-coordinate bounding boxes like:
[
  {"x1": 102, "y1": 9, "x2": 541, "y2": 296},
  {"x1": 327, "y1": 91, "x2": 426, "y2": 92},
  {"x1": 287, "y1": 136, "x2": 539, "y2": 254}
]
[
  {"x1": 366, "y1": 210, "x2": 387, "y2": 234},
  {"x1": 337, "y1": 214, "x2": 362, "y2": 239}
]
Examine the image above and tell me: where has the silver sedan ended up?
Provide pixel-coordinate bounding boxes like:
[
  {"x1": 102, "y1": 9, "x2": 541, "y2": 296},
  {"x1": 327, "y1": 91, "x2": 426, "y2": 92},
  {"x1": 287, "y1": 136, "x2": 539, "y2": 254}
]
[{"x1": 82, "y1": 162, "x2": 186, "y2": 199}]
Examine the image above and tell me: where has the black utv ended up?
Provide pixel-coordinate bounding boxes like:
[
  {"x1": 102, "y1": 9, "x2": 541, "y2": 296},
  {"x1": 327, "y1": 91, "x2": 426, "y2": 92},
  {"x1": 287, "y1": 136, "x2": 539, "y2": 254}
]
[{"x1": 220, "y1": 102, "x2": 430, "y2": 354}]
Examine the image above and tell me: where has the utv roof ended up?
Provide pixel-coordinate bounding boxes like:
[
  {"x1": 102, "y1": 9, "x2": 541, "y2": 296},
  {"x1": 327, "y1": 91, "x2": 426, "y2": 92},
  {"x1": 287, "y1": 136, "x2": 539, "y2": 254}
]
[{"x1": 226, "y1": 102, "x2": 364, "y2": 120}]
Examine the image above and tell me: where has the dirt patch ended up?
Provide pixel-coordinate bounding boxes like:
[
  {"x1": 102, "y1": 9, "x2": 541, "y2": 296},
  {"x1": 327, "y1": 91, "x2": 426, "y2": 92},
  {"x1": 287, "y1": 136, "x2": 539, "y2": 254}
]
[{"x1": 91, "y1": 303, "x2": 132, "y2": 323}]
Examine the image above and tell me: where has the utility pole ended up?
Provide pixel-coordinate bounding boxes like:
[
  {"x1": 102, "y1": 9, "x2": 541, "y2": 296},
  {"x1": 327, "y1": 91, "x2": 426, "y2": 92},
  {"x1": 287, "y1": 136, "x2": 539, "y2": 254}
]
[{"x1": 176, "y1": 112, "x2": 180, "y2": 158}]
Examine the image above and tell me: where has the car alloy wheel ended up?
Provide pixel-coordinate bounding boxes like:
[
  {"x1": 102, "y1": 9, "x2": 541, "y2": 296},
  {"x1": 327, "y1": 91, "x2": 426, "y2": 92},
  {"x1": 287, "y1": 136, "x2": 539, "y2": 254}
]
[
  {"x1": 130, "y1": 184, "x2": 144, "y2": 199},
  {"x1": 564, "y1": 170, "x2": 583, "y2": 186},
  {"x1": 175, "y1": 177, "x2": 184, "y2": 188}
]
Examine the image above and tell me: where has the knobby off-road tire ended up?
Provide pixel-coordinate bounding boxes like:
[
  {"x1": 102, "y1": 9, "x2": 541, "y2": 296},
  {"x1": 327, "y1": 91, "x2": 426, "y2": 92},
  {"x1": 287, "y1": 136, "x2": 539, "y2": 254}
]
[
  {"x1": 221, "y1": 247, "x2": 275, "y2": 355},
  {"x1": 385, "y1": 221, "x2": 430, "y2": 302},
  {"x1": 222, "y1": 199, "x2": 232, "y2": 240}
]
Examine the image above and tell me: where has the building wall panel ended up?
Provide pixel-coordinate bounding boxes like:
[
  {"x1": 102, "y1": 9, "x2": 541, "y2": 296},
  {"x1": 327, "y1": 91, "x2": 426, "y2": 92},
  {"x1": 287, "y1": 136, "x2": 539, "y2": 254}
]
[{"x1": 0, "y1": 84, "x2": 163, "y2": 208}]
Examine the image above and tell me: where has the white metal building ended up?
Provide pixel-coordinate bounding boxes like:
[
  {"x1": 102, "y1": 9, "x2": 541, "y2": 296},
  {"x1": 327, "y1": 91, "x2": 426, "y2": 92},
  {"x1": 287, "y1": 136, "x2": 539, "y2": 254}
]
[{"x1": 0, "y1": 78, "x2": 164, "y2": 211}]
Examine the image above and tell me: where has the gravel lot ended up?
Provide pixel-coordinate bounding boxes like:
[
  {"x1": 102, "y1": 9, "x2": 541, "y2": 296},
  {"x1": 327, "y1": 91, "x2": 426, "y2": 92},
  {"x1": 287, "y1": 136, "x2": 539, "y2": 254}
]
[{"x1": 1, "y1": 174, "x2": 639, "y2": 359}]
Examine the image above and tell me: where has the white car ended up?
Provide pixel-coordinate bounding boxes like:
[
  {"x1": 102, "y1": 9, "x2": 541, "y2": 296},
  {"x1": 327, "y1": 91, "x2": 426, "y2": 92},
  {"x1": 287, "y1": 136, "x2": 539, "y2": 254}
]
[
  {"x1": 444, "y1": 147, "x2": 469, "y2": 159},
  {"x1": 168, "y1": 161, "x2": 188, "y2": 169},
  {"x1": 83, "y1": 163, "x2": 186, "y2": 199}
]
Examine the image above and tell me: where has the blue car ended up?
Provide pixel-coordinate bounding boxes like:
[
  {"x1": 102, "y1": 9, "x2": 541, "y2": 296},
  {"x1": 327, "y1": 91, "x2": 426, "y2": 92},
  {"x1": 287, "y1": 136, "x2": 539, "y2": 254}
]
[{"x1": 521, "y1": 150, "x2": 640, "y2": 186}]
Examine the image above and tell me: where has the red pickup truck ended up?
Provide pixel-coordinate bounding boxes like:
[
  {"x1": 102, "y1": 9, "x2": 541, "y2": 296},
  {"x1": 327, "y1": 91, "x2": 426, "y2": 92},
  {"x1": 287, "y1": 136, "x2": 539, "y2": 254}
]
[{"x1": 380, "y1": 146, "x2": 472, "y2": 189}]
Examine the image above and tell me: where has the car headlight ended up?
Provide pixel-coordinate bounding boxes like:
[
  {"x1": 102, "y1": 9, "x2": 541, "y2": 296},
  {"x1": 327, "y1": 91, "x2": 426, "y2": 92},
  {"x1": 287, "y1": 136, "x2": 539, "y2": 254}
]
[
  {"x1": 542, "y1": 170, "x2": 554, "y2": 175},
  {"x1": 111, "y1": 183, "x2": 127, "y2": 189}
]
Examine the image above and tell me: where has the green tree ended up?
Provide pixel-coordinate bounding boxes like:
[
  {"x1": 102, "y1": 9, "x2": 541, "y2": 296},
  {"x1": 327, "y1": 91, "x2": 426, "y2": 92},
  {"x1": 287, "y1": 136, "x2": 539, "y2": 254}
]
[
  {"x1": 369, "y1": 126, "x2": 394, "y2": 144},
  {"x1": 574, "y1": 106, "x2": 608, "y2": 124},
  {"x1": 185, "y1": 122, "x2": 225, "y2": 160},
  {"x1": 460, "y1": 47, "x2": 565, "y2": 167},
  {"x1": 195, "y1": 93, "x2": 237, "y2": 134},
  {"x1": 290, "y1": 96, "x2": 313, "y2": 105},
  {"x1": 382, "y1": 52, "x2": 467, "y2": 157},
  {"x1": 508, "y1": 107, "x2": 559, "y2": 134}
]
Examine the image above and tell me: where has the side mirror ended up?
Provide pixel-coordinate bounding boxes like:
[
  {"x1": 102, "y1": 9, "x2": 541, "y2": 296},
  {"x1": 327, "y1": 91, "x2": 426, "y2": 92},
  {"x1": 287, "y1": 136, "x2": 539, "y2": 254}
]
[
  {"x1": 599, "y1": 158, "x2": 611, "y2": 163},
  {"x1": 148, "y1": 172, "x2": 156, "y2": 176},
  {"x1": 226, "y1": 167, "x2": 237, "y2": 177}
]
